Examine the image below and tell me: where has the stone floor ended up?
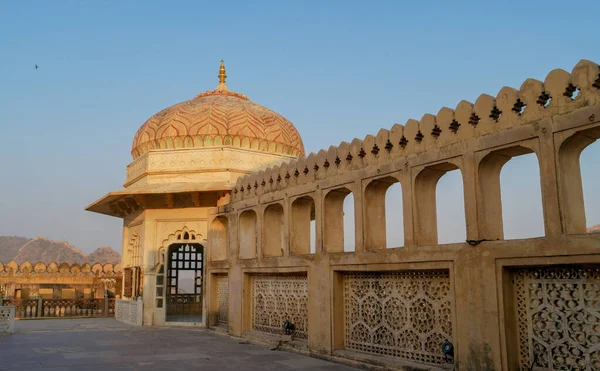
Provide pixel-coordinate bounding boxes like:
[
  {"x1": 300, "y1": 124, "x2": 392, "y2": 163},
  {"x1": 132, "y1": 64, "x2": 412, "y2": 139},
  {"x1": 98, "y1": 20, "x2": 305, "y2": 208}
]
[{"x1": 0, "y1": 318, "x2": 360, "y2": 371}]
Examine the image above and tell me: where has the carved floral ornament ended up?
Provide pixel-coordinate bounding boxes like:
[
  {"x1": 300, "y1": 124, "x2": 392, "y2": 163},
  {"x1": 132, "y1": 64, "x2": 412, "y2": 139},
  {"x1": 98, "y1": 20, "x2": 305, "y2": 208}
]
[
  {"x1": 0, "y1": 261, "x2": 121, "y2": 276},
  {"x1": 233, "y1": 60, "x2": 600, "y2": 200},
  {"x1": 154, "y1": 226, "x2": 204, "y2": 269}
]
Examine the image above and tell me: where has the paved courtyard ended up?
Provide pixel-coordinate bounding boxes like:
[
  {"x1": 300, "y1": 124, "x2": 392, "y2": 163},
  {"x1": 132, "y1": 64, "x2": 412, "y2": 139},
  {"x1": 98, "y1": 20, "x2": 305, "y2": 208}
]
[{"x1": 0, "y1": 319, "x2": 359, "y2": 371}]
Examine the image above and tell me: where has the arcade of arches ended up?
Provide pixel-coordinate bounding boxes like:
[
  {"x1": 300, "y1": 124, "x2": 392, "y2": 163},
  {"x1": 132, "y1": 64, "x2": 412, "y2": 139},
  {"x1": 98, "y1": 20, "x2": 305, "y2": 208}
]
[{"x1": 87, "y1": 60, "x2": 600, "y2": 370}]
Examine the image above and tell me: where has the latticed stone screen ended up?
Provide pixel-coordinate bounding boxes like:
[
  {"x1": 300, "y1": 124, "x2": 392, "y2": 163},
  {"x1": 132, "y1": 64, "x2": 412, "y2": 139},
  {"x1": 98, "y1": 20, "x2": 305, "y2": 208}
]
[
  {"x1": 513, "y1": 267, "x2": 600, "y2": 370},
  {"x1": 0, "y1": 306, "x2": 15, "y2": 335},
  {"x1": 343, "y1": 270, "x2": 453, "y2": 365},
  {"x1": 251, "y1": 275, "x2": 308, "y2": 339},
  {"x1": 216, "y1": 275, "x2": 228, "y2": 325}
]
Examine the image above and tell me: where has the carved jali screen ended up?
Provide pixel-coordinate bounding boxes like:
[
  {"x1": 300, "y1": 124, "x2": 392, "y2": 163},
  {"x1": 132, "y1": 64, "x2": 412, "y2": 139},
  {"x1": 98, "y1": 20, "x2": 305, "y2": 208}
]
[
  {"x1": 343, "y1": 270, "x2": 453, "y2": 365},
  {"x1": 216, "y1": 275, "x2": 228, "y2": 325},
  {"x1": 251, "y1": 275, "x2": 308, "y2": 339},
  {"x1": 513, "y1": 267, "x2": 600, "y2": 370},
  {"x1": 0, "y1": 306, "x2": 14, "y2": 335}
]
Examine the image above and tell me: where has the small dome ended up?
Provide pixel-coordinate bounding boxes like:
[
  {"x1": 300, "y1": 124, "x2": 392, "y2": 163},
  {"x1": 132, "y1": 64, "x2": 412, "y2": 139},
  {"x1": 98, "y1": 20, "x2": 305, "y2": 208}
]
[{"x1": 131, "y1": 61, "x2": 305, "y2": 160}]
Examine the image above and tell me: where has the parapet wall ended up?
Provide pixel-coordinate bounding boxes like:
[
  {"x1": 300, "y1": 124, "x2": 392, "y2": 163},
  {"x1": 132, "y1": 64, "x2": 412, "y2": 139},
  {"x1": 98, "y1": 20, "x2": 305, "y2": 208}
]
[
  {"x1": 0, "y1": 261, "x2": 122, "y2": 277},
  {"x1": 231, "y1": 60, "x2": 599, "y2": 207},
  {"x1": 205, "y1": 60, "x2": 600, "y2": 371}
]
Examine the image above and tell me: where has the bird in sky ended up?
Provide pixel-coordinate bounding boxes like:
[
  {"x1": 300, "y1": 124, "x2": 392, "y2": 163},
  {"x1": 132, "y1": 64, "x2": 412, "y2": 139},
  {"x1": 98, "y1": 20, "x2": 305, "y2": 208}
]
[{"x1": 35, "y1": 64, "x2": 38, "y2": 70}]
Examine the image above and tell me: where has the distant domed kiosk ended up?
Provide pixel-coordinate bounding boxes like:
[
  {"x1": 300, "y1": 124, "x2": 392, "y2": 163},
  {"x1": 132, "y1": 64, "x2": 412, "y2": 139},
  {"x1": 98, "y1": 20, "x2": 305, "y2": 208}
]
[{"x1": 86, "y1": 61, "x2": 303, "y2": 326}]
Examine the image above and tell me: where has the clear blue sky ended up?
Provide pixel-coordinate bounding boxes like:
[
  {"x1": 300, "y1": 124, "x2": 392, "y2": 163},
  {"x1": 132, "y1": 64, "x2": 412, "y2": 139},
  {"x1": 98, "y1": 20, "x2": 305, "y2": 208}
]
[{"x1": 0, "y1": 1, "x2": 598, "y2": 253}]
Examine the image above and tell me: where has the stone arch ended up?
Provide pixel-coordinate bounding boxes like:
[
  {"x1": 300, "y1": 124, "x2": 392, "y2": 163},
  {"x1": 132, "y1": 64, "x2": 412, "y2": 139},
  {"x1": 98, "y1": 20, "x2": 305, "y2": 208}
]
[
  {"x1": 324, "y1": 187, "x2": 354, "y2": 253},
  {"x1": 291, "y1": 195, "x2": 316, "y2": 255},
  {"x1": 364, "y1": 176, "x2": 403, "y2": 249},
  {"x1": 263, "y1": 203, "x2": 284, "y2": 257},
  {"x1": 91, "y1": 263, "x2": 103, "y2": 276},
  {"x1": 81, "y1": 263, "x2": 92, "y2": 275},
  {"x1": 414, "y1": 162, "x2": 466, "y2": 246},
  {"x1": 558, "y1": 125, "x2": 600, "y2": 234},
  {"x1": 478, "y1": 144, "x2": 542, "y2": 240},
  {"x1": 19, "y1": 261, "x2": 33, "y2": 275},
  {"x1": 103, "y1": 263, "x2": 114, "y2": 275},
  {"x1": 210, "y1": 216, "x2": 229, "y2": 261},
  {"x1": 58, "y1": 262, "x2": 71, "y2": 275},
  {"x1": 70, "y1": 263, "x2": 81, "y2": 275},
  {"x1": 6, "y1": 261, "x2": 18, "y2": 275},
  {"x1": 33, "y1": 261, "x2": 47, "y2": 274},
  {"x1": 239, "y1": 209, "x2": 258, "y2": 259},
  {"x1": 156, "y1": 226, "x2": 204, "y2": 268}
]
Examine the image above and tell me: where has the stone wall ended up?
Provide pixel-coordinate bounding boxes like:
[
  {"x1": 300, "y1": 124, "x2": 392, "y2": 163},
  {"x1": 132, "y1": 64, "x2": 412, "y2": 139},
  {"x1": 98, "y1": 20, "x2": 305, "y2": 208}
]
[
  {"x1": 115, "y1": 298, "x2": 143, "y2": 326},
  {"x1": 0, "y1": 261, "x2": 122, "y2": 299},
  {"x1": 206, "y1": 60, "x2": 600, "y2": 370}
]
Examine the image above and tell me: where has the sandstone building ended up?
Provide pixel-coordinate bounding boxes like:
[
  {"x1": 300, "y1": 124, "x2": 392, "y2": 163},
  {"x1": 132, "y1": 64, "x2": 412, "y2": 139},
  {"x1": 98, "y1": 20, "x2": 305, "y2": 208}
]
[{"x1": 87, "y1": 60, "x2": 600, "y2": 370}]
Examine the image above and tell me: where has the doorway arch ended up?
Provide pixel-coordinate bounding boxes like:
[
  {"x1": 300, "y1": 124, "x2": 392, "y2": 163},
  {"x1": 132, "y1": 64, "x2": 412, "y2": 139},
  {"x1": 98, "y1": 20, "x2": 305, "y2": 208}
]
[{"x1": 166, "y1": 242, "x2": 204, "y2": 322}]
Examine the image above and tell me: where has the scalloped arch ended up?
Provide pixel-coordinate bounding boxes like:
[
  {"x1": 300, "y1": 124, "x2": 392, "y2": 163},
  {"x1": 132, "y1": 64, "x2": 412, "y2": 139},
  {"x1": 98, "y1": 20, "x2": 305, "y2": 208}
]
[{"x1": 155, "y1": 226, "x2": 205, "y2": 269}]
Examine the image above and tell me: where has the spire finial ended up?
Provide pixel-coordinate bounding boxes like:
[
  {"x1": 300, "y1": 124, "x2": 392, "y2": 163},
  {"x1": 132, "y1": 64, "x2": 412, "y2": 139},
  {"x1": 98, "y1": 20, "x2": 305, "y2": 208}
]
[
  {"x1": 218, "y1": 60, "x2": 227, "y2": 84},
  {"x1": 215, "y1": 60, "x2": 229, "y2": 92}
]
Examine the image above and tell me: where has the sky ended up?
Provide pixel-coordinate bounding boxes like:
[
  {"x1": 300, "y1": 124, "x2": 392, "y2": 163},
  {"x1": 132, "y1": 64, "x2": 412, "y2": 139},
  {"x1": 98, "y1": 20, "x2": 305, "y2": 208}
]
[{"x1": 0, "y1": 0, "x2": 598, "y2": 253}]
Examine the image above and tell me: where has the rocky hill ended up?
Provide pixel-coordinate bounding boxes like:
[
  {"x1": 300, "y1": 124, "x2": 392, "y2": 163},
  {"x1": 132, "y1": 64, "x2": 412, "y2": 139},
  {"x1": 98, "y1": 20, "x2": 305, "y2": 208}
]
[
  {"x1": 88, "y1": 246, "x2": 122, "y2": 264},
  {"x1": 588, "y1": 224, "x2": 600, "y2": 233},
  {"x1": 0, "y1": 236, "x2": 120, "y2": 264}
]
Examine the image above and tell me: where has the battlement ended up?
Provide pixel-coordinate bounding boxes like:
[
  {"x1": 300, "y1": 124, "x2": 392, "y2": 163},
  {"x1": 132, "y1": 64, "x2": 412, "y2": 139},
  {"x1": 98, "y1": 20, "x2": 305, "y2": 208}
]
[
  {"x1": 231, "y1": 60, "x2": 600, "y2": 201},
  {"x1": 0, "y1": 261, "x2": 121, "y2": 277}
]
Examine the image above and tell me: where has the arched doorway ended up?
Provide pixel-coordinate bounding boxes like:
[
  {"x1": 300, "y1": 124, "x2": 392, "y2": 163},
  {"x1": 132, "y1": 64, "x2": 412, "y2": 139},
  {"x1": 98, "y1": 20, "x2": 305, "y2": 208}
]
[{"x1": 166, "y1": 243, "x2": 204, "y2": 322}]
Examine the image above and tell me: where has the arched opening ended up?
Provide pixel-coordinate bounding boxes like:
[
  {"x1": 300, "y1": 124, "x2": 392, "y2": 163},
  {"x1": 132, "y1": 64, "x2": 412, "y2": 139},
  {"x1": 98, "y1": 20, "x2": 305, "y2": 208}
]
[
  {"x1": 343, "y1": 195, "x2": 355, "y2": 252},
  {"x1": 210, "y1": 216, "x2": 228, "y2": 261},
  {"x1": 239, "y1": 210, "x2": 258, "y2": 259},
  {"x1": 324, "y1": 187, "x2": 354, "y2": 253},
  {"x1": 479, "y1": 146, "x2": 543, "y2": 240},
  {"x1": 500, "y1": 153, "x2": 544, "y2": 239},
  {"x1": 291, "y1": 196, "x2": 316, "y2": 255},
  {"x1": 364, "y1": 177, "x2": 403, "y2": 249},
  {"x1": 558, "y1": 127, "x2": 600, "y2": 234},
  {"x1": 415, "y1": 163, "x2": 466, "y2": 245},
  {"x1": 263, "y1": 203, "x2": 284, "y2": 257},
  {"x1": 436, "y1": 170, "x2": 466, "y2": 244},
  {"x1": 166, "y1": 243, "x2": 203, "y2": 322},
  {"x1": 582, "y1": 140, "x2": 600, "y2": 232}
]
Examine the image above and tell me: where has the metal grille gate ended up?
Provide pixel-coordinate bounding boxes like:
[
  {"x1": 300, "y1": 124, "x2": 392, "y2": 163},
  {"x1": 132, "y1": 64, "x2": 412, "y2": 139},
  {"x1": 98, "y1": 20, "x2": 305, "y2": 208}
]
[{"x1": 166, "y1": 243, "x2": 203, "y2": 319}]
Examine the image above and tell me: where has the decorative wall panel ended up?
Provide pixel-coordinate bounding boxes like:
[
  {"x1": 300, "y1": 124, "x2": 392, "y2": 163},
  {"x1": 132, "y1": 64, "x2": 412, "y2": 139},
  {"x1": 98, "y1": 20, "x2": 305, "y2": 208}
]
[
  {"x1": 251, "y1": 275, "x2": 308, "y2": 339},
  {"x1": 115, "y1": 298, "x2": 143, "y2": 326},
  {"x1": 216, "y1": 275, "x2": 229, "y2": 325},
  {"x1": 343, "y1": 270, "x2": 453, "y2": 366},
  {"x1": 0, "y1": 306, "x2": 15, "y2": 335},
  {"x1": 514, "y1": 267, "x2": 600, "y2": 371}
]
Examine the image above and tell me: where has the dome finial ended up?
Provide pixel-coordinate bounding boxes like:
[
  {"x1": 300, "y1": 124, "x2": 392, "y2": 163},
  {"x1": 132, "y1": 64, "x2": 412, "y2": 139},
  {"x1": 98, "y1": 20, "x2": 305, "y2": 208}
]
[{"x1": 215, "y1": 60, "x2": 228, "y2": 92}]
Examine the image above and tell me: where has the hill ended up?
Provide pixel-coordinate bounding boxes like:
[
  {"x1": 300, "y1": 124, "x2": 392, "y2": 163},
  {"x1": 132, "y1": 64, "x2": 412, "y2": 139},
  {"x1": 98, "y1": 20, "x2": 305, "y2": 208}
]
[
  {"x1": 0, "y1": 236, "x2": 120, "y2": 264},
  {"x1": 88, "y1": 246, "x2": 122, "y2": 264},
  {"x1": 0, "y1": 236, "x2": 30, "y2": 263},
  {"x1": 588, "y1": 224, "x2": 600, "y2": 233}
]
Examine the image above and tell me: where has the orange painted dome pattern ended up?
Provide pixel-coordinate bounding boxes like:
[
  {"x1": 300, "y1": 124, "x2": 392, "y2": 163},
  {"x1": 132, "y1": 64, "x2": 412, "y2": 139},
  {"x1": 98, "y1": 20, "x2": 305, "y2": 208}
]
[{"x1": 131, "y1": 62, "x2": 304, "y2": 160}]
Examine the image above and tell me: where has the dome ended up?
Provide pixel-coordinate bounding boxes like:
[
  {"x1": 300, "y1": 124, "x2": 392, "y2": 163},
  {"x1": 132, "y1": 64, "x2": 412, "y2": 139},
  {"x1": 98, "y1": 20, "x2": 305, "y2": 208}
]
[{"x1": 131, "y1": 61, "x2": 305, "y2": 160}]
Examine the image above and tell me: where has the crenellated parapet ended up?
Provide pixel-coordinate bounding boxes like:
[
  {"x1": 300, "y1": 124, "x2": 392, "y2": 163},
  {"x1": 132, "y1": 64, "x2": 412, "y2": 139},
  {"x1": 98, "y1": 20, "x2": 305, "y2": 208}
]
[
  {"x1": 0, "y1": 261, "x2": 122, "y2": 277},
  {"x1": 230, "y1": 60, "x2": 600, "y2": 201}
]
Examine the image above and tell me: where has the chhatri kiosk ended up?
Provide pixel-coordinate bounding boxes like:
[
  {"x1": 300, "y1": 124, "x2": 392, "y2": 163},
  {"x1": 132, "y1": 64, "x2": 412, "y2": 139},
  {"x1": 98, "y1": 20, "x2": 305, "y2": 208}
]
[{"x1": 86, "y1": 61, "x2": 304, "y2": 326}]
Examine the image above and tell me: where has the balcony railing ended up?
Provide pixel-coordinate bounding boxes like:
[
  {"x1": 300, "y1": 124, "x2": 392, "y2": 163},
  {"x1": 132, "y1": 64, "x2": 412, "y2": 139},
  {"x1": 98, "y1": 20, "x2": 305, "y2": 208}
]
[{"x1": 0, "y1": 298, "x2": 116, "y2": 319}]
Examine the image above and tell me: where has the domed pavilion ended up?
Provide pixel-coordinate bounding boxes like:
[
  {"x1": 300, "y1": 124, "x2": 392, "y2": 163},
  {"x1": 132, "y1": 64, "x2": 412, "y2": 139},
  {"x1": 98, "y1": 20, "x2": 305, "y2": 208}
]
[{"x1": 86, "y1": 61, "x2": 304, "y2": 325}]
